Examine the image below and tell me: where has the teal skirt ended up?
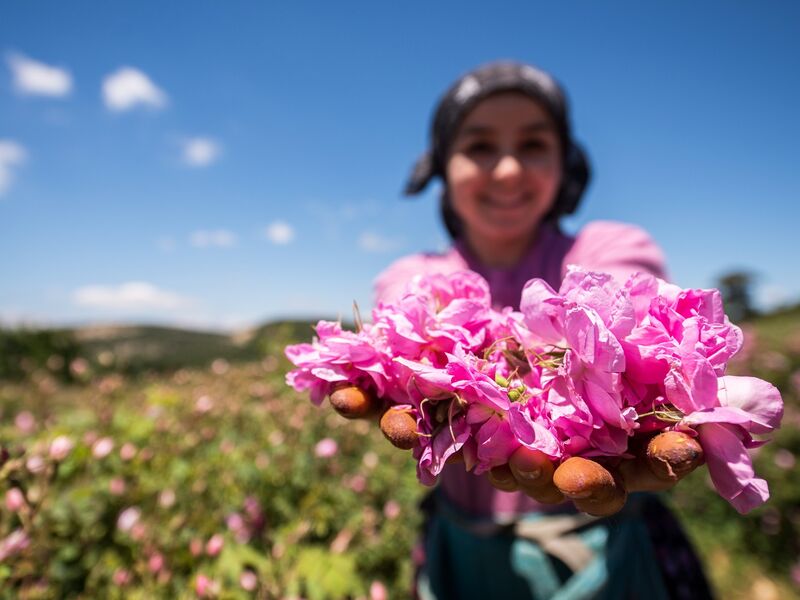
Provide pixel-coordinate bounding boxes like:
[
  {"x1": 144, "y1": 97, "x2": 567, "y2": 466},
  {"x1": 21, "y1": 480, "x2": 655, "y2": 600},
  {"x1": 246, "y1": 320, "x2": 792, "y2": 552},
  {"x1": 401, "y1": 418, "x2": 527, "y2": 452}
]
[{"x1": 415, "y1": 491, "x2": 712, "y2": 600}]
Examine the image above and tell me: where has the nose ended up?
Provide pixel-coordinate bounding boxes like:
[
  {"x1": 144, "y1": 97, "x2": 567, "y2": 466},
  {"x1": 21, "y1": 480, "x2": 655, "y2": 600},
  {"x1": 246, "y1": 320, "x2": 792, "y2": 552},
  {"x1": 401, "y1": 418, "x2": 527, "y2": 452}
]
[{"x1": 492, "y1": 153, "x2": 523, "y2": 185}]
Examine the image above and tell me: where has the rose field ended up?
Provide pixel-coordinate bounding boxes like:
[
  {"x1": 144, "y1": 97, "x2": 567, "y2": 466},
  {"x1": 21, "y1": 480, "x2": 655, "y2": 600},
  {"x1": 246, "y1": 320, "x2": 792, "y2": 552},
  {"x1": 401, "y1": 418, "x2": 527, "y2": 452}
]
[{"x1": 1, "y1": 310, "x2": 799, "y2": 599}]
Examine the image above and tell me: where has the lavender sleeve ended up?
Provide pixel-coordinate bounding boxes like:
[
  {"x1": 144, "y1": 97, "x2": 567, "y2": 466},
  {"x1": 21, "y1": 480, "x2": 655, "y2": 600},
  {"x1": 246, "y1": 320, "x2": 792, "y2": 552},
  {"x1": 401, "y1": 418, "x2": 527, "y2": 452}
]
[
  {"x1": 562, "y1": 220, "x2": 669, "y2": 282},
  {"x1": 373, "y1": 250, "x2": 468, "y2": 304}
]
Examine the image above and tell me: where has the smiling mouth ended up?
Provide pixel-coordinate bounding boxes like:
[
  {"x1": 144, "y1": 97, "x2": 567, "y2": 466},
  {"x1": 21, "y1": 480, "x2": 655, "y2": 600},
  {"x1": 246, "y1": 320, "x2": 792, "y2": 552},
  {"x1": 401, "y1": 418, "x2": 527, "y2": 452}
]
[{"x1": 481, "y1": 195, "x2": 531, "y2": 209}]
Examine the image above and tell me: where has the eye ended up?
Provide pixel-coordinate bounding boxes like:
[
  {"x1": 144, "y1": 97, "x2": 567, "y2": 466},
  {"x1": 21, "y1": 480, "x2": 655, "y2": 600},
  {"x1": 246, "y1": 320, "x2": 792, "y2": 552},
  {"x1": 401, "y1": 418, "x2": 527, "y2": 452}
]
[
  {"x1": 465, "y1": 141, "x2": 495, "y2": 156},
  {"x1": 520, "y1": 138, "x2": 548, "y2": 153}
]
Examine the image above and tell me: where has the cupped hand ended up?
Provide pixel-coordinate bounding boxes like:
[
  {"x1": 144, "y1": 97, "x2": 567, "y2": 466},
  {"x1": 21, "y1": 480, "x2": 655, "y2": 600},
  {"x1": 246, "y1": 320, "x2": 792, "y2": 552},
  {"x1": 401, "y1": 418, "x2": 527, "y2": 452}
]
[
  {"x1": 488, "y1": 431, "x2": 704, "y2": 516},
  {"x1": 327, "y1": 385, "x2": 704, "y2": 517}
]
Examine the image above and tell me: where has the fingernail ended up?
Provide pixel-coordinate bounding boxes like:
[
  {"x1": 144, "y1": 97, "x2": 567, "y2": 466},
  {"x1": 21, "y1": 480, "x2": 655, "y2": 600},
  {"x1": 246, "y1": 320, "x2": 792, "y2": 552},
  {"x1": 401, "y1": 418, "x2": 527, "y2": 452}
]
[
  {"x1": 562, "y1": 490, "x2": 593, "y2": 499},
  {"x1": 515, "y1": 468, "x2": 542, "y2": 481}
]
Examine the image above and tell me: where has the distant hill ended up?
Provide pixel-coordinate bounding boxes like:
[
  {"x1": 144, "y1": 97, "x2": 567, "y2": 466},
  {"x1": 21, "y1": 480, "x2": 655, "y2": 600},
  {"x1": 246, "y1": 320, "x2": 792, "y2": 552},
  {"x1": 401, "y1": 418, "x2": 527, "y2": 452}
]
[
  {"x1": 0, "y1": 320, "x2": 323, "y2": 379},
  {"x1": 73, "y1": 320, "x2": 328, "y2": 372},
  {"x1": 74, "y1": 324, "x2": 259, "y2": 371}
]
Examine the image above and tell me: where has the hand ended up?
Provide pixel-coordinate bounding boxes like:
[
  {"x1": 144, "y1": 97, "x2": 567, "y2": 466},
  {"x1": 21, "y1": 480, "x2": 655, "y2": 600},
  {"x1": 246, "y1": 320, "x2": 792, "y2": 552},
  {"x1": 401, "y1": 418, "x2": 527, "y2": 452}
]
[
  {"x1": 487, "y1": 431, "x2": 704, "y2": 516},
  {"x1": 327, "y1": 385, "x2": 704, "y2": 517}
]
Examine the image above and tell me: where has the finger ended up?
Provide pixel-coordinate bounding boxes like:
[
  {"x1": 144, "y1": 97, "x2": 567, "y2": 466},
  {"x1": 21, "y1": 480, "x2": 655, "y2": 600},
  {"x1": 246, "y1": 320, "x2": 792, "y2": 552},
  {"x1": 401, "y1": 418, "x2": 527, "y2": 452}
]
[
  {"x1": 572, "y1": 485, "x2": 626, "y2": 517},
  {"x1": 488, "y1": 464, "x2": 520, "y2": 492},
  {"x1": 508, "y1": 447, "x2": 564, "y2": 504},
  {"x1": 553, "y1": 457, "x2": 627, "y2": 517},
  {"x1": 328, "y1": 384, "x2": 379, "y2": 419},
  {"x1": 617, "y1": 452, "x2": 675, "y2": 493},
  {"x1": 646, "y1": 431, "x2": 704, "y2": 482},
  {"x1": 508, "y1": 447, "x2": 554, "y2": 486},
  {"x1": 379, "y1": 406, "x2": 419, "y2": 450}
]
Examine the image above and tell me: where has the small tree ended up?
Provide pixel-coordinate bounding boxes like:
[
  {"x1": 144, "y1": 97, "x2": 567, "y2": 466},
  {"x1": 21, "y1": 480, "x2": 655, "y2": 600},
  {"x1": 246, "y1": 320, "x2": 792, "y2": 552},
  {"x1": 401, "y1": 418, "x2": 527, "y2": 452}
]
[{"x1": 718, "y1": 271, "x2": 756, "y2": 322}]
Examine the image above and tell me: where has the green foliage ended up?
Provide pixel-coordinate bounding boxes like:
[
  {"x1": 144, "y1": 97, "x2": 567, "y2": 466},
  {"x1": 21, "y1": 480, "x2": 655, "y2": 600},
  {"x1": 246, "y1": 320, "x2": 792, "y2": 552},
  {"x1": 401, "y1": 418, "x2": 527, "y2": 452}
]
[
  {"x1": 0, "y1": 327, "x2": 79, "y2": 381},
  {"x1": 1, "y1": 310, "x2": 799, "y2": 598},
  {"x1": 0, "y1": 360, "x2": 421, "y2": 598}
]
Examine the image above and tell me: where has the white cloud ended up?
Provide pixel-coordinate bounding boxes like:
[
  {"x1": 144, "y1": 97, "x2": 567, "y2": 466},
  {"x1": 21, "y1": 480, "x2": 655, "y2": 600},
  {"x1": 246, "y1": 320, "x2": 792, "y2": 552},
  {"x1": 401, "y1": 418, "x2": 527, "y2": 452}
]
[
  {"x1": 0, "y1": 140, "x2": 27, "y2": 196},
  {"x1": 190, "y1": 229, "x2": 237, "y2": 248},
  {"x1": 181, "y1": 137, "x2": 221, "y2": 167},
  {"x1": 6, "y1": 52, "x2": 73, "y2": 97},
  {"x1": 357, "y1": 231, "x2": 402, "y2": 253},
  {"x1": 73, "y1": 282, "x2": 190, "y2": 311},
  {"x1": 264, "y1": 221, "x2": 295, "y2": 245},
  {"x1": 102, "y1": 67, "x2": 167, "y2": 111}
]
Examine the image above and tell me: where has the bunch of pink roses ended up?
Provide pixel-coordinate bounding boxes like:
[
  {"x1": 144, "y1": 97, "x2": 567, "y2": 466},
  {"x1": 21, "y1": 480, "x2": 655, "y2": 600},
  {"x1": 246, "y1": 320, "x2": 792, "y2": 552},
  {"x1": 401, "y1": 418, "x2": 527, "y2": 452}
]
[{"x1": 285, "y1": 267, "x2": 783, "y2": 513}]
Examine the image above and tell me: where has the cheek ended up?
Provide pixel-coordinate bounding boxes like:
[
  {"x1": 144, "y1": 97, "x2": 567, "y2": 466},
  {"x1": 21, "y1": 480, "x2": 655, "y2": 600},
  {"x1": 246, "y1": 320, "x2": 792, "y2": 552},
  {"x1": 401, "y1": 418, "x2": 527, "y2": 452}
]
[
  {"x1": 529, "y1": 161, "x2": 563, "y2": 205},
  {"x1": 446, "y1": 158, "x2": 483, "y2": 209}
]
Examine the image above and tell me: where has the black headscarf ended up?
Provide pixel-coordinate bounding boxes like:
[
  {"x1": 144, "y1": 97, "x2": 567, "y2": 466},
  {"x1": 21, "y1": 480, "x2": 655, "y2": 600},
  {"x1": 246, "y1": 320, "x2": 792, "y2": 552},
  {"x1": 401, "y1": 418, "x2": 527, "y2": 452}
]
[{"x1": 404, "y1": 61, "x2": 591, "y2": 238}]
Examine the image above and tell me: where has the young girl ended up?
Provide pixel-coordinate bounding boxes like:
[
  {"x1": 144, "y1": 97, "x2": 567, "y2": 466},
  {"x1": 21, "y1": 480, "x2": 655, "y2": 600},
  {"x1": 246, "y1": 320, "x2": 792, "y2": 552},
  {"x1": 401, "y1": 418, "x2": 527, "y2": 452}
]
[{"x1": 374, "y1": 62, "x2": 713, "y2": 599}]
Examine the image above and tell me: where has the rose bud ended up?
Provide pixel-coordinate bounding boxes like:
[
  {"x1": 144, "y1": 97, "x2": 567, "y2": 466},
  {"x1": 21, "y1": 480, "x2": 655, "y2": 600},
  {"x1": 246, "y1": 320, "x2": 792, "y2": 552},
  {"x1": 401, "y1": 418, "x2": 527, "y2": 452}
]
[
  {"x1": 646, "y1": 431, "x2": 704, "y2": 481},
  {"x1": 379, "y1": 407, "x2": 418, "y2": 450},
  {"x1": 329, "y1": 385, "x2": 378, "y2": 419}
]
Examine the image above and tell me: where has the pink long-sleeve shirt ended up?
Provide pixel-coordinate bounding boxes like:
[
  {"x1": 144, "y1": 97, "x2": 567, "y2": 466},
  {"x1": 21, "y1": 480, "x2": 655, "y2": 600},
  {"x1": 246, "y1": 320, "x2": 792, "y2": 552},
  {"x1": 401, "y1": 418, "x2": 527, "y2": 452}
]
[{"x1": 374, "y1": 220, "x2": 668, "y2": 518}]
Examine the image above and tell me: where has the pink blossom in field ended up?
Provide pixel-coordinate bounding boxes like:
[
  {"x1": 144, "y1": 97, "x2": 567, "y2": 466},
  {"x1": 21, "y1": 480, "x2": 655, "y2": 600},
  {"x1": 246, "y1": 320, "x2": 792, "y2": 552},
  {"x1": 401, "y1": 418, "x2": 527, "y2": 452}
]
[
  {"x1": 112, "y1": 568, "x2": 132, "y2": 586},
  {"x1": 195, "y1": 395, "x2": 214, "y2": 413},
  {"x1": 148, "y1": 552, "x2": 165, "y2": 574},
  {"x1": 370, "y1": 580, "x2": 389, "y2": 600},
  {"x1": 205, "y1": 533, "x2": 224, "y2": 556},
  {"x1": 117, "y1": 507, "x2": 141, "y2": 533},
  {"x1": 26, "y1": 455, "x2": 46, "y2": 474},
  {"x1": 92, "y1": 437, "x2": 114, "y2": 459},
  {"x1": 348, "y1": 474, "x2": 367, "y2": 493},
  {"x1": 14, "y1": 411, "x2": 35, "y2": 433},
  {"x1": 70, "y1": 357, "x2": 89, "y2": 376},
  {"x1": 195, "y1": 573, "x2": 217, "y2": 597},
  {"x1": 240, "y1": 570, "x2": 258, "y2": 591},
  {"x1": 315, "y1": 438, "x2": 338, "y2": 458},
  {"x1": 5, "y1": 488, "x2": 25, "y2": 512},
  {"x1": 211, "y1": 358, "x2": 229, "y2": 375},
  {"x1": 109, "y1": 478, "x2": 126, "y2": 495},
  {"x1": 0, "y1": 529, "x2": 30, "y2": 561},
  {"x1": 383, "y1": 500, "x2": 401, "y2": 520},
  {"x1": 131, "y1": 522, "x2": 147, "y2": 541},
  {"x1": 49, "y1": 435, "x2": 74, "y2": 461},
  {"x1": 226, "y1": 512, "x2": 250, "y2": 543},
  {"x1": 119, "y1": 442, "x2": 137, "y2": 461},
  {"x1": 244, "y1": 496, "x2": 263, "y2": 519},
  {"x1": 159, "y1": 489, "x2": 176, "y2": 508},
  {"x1": 189, "y1": 538, "x2": 203, "y2": 557}
]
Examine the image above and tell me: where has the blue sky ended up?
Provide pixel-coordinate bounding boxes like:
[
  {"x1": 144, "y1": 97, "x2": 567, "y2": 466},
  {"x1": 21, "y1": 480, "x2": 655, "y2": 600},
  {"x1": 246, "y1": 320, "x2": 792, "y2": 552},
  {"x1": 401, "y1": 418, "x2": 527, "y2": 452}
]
[{"x1": 1, "y1": 1, "x2": 798, "y2": 330}]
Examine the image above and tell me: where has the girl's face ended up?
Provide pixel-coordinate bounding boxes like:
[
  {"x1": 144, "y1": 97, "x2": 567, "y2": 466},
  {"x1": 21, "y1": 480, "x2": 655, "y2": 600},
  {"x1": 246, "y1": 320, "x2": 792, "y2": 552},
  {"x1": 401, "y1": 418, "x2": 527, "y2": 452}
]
[{"x1": 446, "y1": 93, "x2": 563, "y2": 251}]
